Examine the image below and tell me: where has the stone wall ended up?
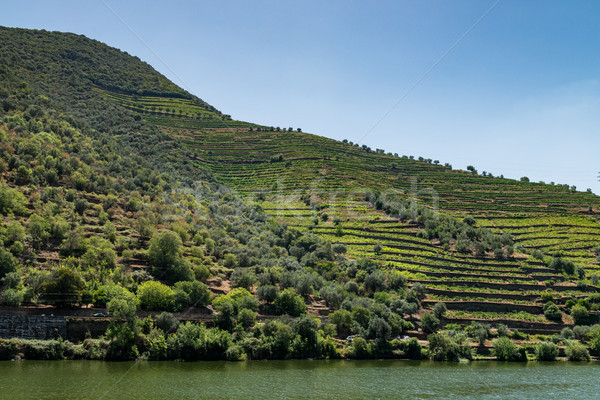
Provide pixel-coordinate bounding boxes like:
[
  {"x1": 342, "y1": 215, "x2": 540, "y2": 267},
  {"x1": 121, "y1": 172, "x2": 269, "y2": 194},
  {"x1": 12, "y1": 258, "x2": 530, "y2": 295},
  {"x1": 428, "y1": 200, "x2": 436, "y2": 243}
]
[{"x1": 0, "y1": 314, "x2": 67, "y2": 340}]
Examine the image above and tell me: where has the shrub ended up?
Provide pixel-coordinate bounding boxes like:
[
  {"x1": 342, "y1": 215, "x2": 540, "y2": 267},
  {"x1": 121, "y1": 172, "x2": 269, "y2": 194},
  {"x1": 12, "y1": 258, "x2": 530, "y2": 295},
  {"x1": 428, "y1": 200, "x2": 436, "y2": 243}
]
[
  {"x1": 560, "y1": 327, "x2": 574, "y2": 340},
  {"x1": 367, "y1": 316, "x2": 391, "y2": 340},
  {"x1": 565, "y1": 341, "x2": 590, "y2": 361},
  {"x1": 543, "y1": 302, "x2": 562, "y2": 322},
  {"x1": 257, "y1": 285, "x2": 279, "y2": 304},
  {"x1": 137, "y1": 281, "x2": 175, "y2": 311},
  {"x1": 148, "y1": 229, "x2": 182, "y2": 270},
  {"x1": 213, "y1": 288, "x2": 258, "y2": 314},
  {"x1": 571, "y1": 304, "x2": 591, "y2": 325},
  {"x1": 273, "y1": 288, "x2": 306, "y2": 317},
  {"x1": 433, "y1": 302, "x2": 447, "y2": 318},
  {"x1": 0, "y1": 288, "x2": 23, "y2": 307},
  {"x1": 0, "y1": 247, "x2": 18, "y2": 280},
  {"x1": 402, "y1": 338, "x2": 423, "y2": 360},
  {"x1": 329, "y1": 309, "x2": 353, "y2": 336},
  {"x1": 492, "y1": 337, "x2": 523, "y2": 361},
  {"x1": 173, "y1": 280, "x2": 211, "y2": 308},
  {"x1": 346, "y1": 337, "x2": 372, "y2": 359},
  {"x1": 535, "y1": 341, "x2": 558, "y2": 361},
  {"x1": 155, "y1": 312, "x2": 179, "y2": 333},
  {"x1": 420, "y1": 312, "x2": 440, "y2": 334},
  {"x1": 427, "y1": 332, "x2": 472, "y2": 361}
]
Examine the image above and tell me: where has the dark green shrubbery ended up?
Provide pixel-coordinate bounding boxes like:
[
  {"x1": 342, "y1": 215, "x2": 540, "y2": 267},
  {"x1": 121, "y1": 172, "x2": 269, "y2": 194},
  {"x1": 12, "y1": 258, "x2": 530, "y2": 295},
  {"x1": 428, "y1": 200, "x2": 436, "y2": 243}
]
[
  {"x1": 427, "y1": 332, "x2": 472, "y2": 361},
  {"x1": 535, "y1": 341, "x2": 558, "y2": 361},
  {"x1": 492, "y1": 337, "x2": 527, "y2": 361}
]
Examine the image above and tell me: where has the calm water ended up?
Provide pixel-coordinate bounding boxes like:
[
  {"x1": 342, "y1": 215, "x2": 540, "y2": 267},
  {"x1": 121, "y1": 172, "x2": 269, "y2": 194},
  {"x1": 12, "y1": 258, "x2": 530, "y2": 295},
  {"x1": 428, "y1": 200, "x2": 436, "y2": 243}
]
[{"x1": 1, "y1": 359, "x2": 599, "y2": 399}]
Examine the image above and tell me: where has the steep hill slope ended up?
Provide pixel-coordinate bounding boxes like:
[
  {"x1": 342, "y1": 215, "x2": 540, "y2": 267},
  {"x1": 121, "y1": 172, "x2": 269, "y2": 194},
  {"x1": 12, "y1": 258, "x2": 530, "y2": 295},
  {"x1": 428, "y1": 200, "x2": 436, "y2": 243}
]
[{"x1": 1, "y1": 27, "x2": 600, "y2": 361}]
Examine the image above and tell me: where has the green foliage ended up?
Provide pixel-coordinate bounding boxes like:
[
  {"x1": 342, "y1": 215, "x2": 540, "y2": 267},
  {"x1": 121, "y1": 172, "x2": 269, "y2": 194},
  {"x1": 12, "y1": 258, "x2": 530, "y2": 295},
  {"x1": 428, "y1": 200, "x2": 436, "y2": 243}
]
[
  {"x1": 535, "y1": 341, "x2": 558, "y2": 361},
  {"x1": 427, "y1": 332, "x2": 472, "y2": 361},
  {"x1": 40, "y1": 266, "x2": 84, "y2": 307},
  {"x1": 492, "y1": 337, "x2": 526, "y2": 361},
  {"x1": 571, "y1": 304, "x2": 591, "y2": 325},
  {"x1": 346, "y1": 337, "x2": 372, "y2": 359},
  {"x1": 137, "y1": 281, "x2": 175, "y2": 311},
  {"x1": 155, "y1": 312, "x2": 180, "y2": 333},
  {"x1": 257, "y1": 285, "x2": 279, "y2": 304},
  {"x1": 0, "y1": 247, "x2": 18, "y2": 280},
  {"x1": 329, "y1": 309, "x2": 353, "y2": 336},
  {"x1": 565, "y1": 341, "x2": 590, "y2": 361},
  {"x1": 433, "y1": 302, "x2": 447, "y2": 318},
  {"x1": 213, "y1": 288, "x2": 258, "y2": 314},
  {"x1": 420, "y1": 312, "x2": 440, "y2": 334},
  {"x1": 0, "y1": 182, "x2": 27, "y2": 215},
  {"x1": 274, "y1": 288, "x2": 306, "y2": 317},
  {"x1": 167, "y1": 322, "x2": 232, "y2": 361},
  {"x1": 401, "y1": 338, "x2": 423, "y2": 360},
  {"x1": 148, "y1": 229, "x2": 182, "y2": 270},
  {"x1": 173, "y1": 280, "x2": 211, "y2": 308},
  {"x1": 543, "y1": 302, "x2": 562, "y2": 322}
]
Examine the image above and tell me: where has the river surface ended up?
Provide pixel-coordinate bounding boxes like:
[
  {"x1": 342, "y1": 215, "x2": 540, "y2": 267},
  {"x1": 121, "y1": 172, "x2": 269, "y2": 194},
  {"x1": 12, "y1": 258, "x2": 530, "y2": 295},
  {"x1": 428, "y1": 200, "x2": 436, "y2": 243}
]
[{"x1": 1, "y1": 359, "x2": 598, "y2": 399}]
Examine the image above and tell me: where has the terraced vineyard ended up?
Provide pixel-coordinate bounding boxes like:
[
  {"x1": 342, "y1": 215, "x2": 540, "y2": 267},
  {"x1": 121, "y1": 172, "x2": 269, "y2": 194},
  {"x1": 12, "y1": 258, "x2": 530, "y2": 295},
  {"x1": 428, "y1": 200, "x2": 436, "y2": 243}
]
[{"x1": 107, "y1": 104, "x2": 600, "y2": 333}]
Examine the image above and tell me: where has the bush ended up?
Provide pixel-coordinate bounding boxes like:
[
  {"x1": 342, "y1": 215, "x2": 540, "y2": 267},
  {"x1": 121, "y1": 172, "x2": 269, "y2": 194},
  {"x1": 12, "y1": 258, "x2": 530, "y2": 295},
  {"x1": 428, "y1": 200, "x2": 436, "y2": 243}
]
[
  {"x1": 433, "y1": 302, "x2": 447, "y2": 318},
  {"x1": 155, "y1": 312, "x2": 179, "y2": 333},
  {"x1": 0, "y1": 247, "x2": 18, "y2": 280},
  {"x1": 273, "y1": 288, "x2": 306, "y2": 317},
  {"x1": 543, "y1": 302, "x2": 562, "y2": 322},
  {"x1": 492, "y1": 337, "x2": 524, "y2": 361},
  {"x1": 571, "y1": 304, "x2": 591, "y2": 325},
  {"x1": 427, "y1": 332, "x2": 472, "y2": 361},
  {"x1": 257, "y1": 285, "x2": 279, "y2": 304},
  {"x1": 560, "y1": 327, "x2": 574, "y2": 340},
  {"x1": 367, "y1": 316, "x2": 391, "y2": 340},
  {"x1": 173, "y1": 280, "x2": 211, "y2": 308},
  {"x1": 402, "y1": 338, "x2": 423, "y2": 360},
  {"x1": 420, "y1": 312, "x2": 440, "y2": 334},
  {"x1": 329, "y1": 309, "x2": 353, "y2": 336},
  {"x1": 565, "y1": 341, "x2": 590, "y2": 361},
  {"x1": 346, "y1": 337, "x2": 372, "y2": 359},
  {"x1": 137, "y1": 281, "x2": 175, "y2": 311},
  {"x1": 535, "y1": 341, "x2": 558, "y2": 361}
]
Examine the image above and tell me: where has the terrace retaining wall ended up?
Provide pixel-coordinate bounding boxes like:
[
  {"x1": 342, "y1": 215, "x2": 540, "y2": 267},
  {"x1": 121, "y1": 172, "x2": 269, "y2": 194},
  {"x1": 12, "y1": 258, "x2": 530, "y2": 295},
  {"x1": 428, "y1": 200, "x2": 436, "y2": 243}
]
[{"x1": 0, "y1": 314, "x2": 66, "y2": 340}]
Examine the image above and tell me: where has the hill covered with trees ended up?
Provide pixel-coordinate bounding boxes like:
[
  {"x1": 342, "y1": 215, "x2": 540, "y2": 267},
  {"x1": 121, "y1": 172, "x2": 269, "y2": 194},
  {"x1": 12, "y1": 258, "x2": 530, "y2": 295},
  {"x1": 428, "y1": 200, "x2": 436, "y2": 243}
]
[{"x1": 1, "y1": 26, "x2": 599, "y2": 362}]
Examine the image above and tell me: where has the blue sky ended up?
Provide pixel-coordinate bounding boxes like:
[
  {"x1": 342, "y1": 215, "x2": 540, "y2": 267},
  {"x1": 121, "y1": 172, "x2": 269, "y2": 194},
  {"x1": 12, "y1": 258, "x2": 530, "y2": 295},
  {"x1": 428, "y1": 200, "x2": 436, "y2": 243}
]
[{"x1": 2, "y1": 1, "x2": 599, "y2": 192}]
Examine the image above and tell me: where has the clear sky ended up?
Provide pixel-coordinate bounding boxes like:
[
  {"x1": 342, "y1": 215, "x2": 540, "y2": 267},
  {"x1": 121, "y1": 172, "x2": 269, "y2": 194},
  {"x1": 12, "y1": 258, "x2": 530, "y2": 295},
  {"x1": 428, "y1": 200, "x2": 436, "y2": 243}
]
[{"x1": 2, "y1": 1, "x2": 599, "y2": 193}]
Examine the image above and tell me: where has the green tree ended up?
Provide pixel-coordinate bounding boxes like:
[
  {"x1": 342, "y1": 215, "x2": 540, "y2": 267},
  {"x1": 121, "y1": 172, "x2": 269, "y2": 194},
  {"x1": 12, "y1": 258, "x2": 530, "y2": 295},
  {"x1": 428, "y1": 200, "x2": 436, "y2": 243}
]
[
  {"x1": 543, "y1": 302, "x2": 562, "y2": 322},
  {"x1": 173, "y1": 280, "x2": 211, "y2": 307},
  {"x1": 257, "y1": 285, "x2": 279, "y2": 304},
  {"x1": 535, "y1": 341, "x2": 558, "y2": 361},
  {"x1": 433, "y1": 302, "x2": 447, "y2": 318},
  {"x1": 274, "y1": 288, "x2": 306, "y2": 317},
  {"x1": 428, "y1": 332, "x2": 472, "y2": 361},
  {"x1": 329, "y1": 309, "x2": 353, "y2": 336},
  {"x1": 137, "y1": 281, "x2": 175, "y2": 311},
  {"x1": 40, "y1": 266, "x2": 85, "y2": 307},
  {"x1": 571, "y1": 304, "x2": 590, "y2": 325},
  {"x1": 367, "y1": 316, "x2": 391, "y2": 340},
  {"x1": 0, "y1": 247, "x2": 18, "y2": 280},
  {"x1": 148, "y1": 229, "x2": 183, "y2": 269},
  {"x1": 492, "y1": 337, "x2": 518, "y2": 361},
  {"x1": 565, "y1": 341, "x2": 590, "y2": 361},
  {"x1": 420, "y1": 312, "x2": 440, "y2": 334}
]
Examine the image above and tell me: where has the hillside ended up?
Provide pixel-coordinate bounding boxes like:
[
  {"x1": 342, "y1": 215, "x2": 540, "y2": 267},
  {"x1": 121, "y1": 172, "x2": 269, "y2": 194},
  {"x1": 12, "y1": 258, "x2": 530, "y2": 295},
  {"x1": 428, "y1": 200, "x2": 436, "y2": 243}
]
[{"x1": 1, "y1": 26, "x2": 600, "y2": 361}]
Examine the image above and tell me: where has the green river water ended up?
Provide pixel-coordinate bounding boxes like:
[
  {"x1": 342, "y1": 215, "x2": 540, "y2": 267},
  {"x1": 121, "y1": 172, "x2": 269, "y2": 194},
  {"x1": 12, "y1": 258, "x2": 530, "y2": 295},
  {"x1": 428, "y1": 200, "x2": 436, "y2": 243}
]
[{"x1": 1, "y1": 359, "x2": 598, "y2": 399}]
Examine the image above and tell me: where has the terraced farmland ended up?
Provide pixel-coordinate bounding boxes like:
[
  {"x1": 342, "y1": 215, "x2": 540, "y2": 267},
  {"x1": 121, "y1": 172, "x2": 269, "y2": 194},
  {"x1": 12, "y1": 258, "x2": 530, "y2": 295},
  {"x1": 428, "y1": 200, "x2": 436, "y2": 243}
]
[{"x1": 101, "y1": 84, "x2": 600, "y2": 332}]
